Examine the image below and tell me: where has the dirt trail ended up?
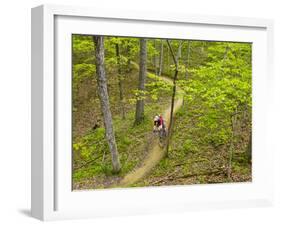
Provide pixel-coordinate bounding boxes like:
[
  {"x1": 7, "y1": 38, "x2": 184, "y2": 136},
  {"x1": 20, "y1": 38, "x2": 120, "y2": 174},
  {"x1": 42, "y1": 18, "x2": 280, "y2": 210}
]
[{"x1": 119, "y1": 75, "x2": 183, "y2": 186}]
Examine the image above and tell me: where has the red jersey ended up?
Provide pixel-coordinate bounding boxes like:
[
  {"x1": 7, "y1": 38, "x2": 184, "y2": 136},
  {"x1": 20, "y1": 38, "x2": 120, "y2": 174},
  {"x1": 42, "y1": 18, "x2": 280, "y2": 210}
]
[{"x1": 159, "y1": 116, "x2": 163, "y2": 126}]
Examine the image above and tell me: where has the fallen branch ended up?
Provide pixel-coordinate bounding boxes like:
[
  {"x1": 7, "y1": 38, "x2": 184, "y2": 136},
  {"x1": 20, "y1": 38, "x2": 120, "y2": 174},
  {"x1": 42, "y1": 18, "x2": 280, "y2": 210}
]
[
  {"x1": 74, "y1": 154, "x2": 103, "y2": 170},
  {"x1": 173, "y1": 162, "x2": 186, "y2": 167},
  {"x1": 172, "y1": 159, "x2": 211, "y2": 167},
  {"x1": 151, "y1": 170, "x2": 179, "y2": 185},
  {"x1": 151, "y1": 169, "x2": 225, "y2": 185}
]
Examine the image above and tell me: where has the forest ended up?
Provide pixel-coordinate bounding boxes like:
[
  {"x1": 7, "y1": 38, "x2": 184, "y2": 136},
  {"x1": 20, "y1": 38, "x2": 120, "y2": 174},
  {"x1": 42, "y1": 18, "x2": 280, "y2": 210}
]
[{"x1": 72, "y1": 34, "x2": 252, "y2": 190}]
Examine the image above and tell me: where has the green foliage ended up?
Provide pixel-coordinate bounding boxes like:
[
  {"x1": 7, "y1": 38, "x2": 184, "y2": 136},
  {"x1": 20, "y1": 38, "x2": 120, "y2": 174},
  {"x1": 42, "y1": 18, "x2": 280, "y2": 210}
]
[
  {"x1": 158, "y1": 158, "x2": 170, "y2": 171},
  {"x1": 73, "y1": 127, "x2": 107, "y2": 162},
  {"x1": 182, "y1": 139, "x2": 197, "y2": 154},
  {"x1": 180, "y1": 42, "x2": 252, "y2": 147},
  {"x1": 72, "y1": 35, "x2": 94, "y2": 64},
  {"x1": 104, "y1": 37, "x2": 139, "y2": 72},
  {"x1": 128, "y1": 72, "x2": 173, "y2": 103},
  {"x1": 145, "y1": 73, "x2": 173, "y2": 100},
  {"x1": 73, "y1": 92, "x2": 171, "y2": 184},
  {"x1": 72, "y1": 34, "x2": 252, "y2": 188}
]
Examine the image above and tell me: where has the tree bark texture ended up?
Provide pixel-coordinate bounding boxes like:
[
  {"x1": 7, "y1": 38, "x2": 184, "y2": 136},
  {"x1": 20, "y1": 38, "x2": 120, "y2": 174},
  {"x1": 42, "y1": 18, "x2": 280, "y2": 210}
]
[
  {"x1": 166, "y1": 40, "x2": 179, "y2": 155},
  {"x1": 183, "y1": 41, "x2": 191, "y2": 107},
  {"x1": 185, "y1": 41, "x2": 191, "y2": 80},
  {"x1": 167, "y1": 45, "x2": 170, "y2": 74},
  {"x1": 135, "y1": 38, "x2": 147, "y2": 124},
  {"x1": 158, "y1": 40, "x2": 164, "y2": 76},
  {"x1": 93, "y1": 36, "x2": 121, "y2": 173},
  {"x1": 176, "y1": 41, "x2": 183, "y2": 62},
  {"x1": 247, "y1": 131, "x2": 252, "y2": 163},
  {"x1": 115, "y1": 43, "x2": 126, "y2": 119},
  {"x1": 227, "y1": 112, "x2": 237, "y2": 180},
  {"x1": 154, "y1": 39, "x2": 158, "y2": 75}
]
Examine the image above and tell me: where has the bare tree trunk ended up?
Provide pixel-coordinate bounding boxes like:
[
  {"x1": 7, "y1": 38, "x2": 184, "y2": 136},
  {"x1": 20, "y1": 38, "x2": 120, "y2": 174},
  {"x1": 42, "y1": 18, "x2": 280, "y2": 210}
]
[
  {"x1": 154, "y1": 39, "x2": 158, "y2": 75},
  {"x1": 247, "y1": 131, "x2": 252, "y2": 163},
  {"x1": 185, "y1": 41, "x2": 191, "y2": 80},
  {"x1": 167, "y1": 45, "x2": 170, "y2": 74},
  {"x1": 176, "y1": 41, "x2": 183, "y2": 62},
  {"x1": 227, "y1": 112, "x2": 237, "y2": 180},
  {"x1": 93, "y1": 36, "x2": 121, "y2": 173},
  {"x1": 165, "y1": 40, "x2": 180, "y2": 156},
  {"x1": 183, "y1": 41, "x2": 191, "y2": 106},
  {"x1": 126, "y1": 43, "x2": 132, "y2": 72},
  {"x1": 158, "y1": 40, "x2": 164, "y2": 76},
  {"x1": 135, "y1": 38, "x2": 147, "y2": 124},
  {"x1": 115, "y1": 43, "x2": 125, "y2": 119},
  {"x1": 223, "y1": 45, "x2": 230, "y2": 63}
]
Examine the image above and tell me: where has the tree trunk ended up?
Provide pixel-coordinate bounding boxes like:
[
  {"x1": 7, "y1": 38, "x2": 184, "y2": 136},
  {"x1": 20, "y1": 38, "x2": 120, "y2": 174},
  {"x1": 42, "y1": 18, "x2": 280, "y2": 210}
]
[
  {"x1": 167, "y1": 45, "x2": 170, "y2": 74},
  {"x1": 165, "y1": 40, "x2": 180, "y2": 156},
  {"x1": 135, "y1": 38, "x2": 147, "y2": 124},
  {"x1": 93, "y1": 36, "x2": 121, "y2": 173},
  {"x1": 185, "y1": 41, "x2": 191, "y2": 80},
  {"x1": 227, "y1": 111, "x2": 237, "y2": 180},
  {"x1": 158, "y1": 40, "x2": 164, "y2": 76},
  {"x1": 115, "y1": 43, "x2": 126, "y2": 119},
  {"x1": 126, "y1": 43, "x2": 132, "y2": 72},
  {"x1": 183, "y1": 41, "x2": 191, "y2": 106},
  {"x1": 154, "y1": 39, "x2": 158, "y2": 75},
  {"x1": 247, "y1": 131, "x2": 252, "y2": 163},
  {"x1": 223, "y1": 45, "x2": 230, "y2": 63},
  {"x1": 176, "y1": 41, "x2": 183, "y2": 62}
]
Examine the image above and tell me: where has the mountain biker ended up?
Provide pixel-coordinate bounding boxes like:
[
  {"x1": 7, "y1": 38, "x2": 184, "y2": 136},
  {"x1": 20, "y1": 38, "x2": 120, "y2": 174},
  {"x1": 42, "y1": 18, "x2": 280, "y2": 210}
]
[
  {"x1": 153, "y1": 114, "x2": 160, "y2": 132},
  {"x1": 159, "y1": 114, "x2": 165, "y2": 130},
  {"x1": 158, "y1": 114, "x2": 167, "y2": 138}
]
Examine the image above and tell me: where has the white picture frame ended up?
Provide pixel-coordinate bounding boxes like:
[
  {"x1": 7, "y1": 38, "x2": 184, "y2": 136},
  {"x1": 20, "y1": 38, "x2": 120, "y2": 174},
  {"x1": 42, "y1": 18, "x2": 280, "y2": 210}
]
[{"x1": 31, "y1": 4, "x2": 274, "y2": 221}]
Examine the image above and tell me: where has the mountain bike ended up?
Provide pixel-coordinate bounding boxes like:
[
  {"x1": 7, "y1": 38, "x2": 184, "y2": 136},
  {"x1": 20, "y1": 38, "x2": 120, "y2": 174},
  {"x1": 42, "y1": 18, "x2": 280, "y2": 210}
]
[{"x1": 158, "y1": 126, "x2": 167, "y2": 147}]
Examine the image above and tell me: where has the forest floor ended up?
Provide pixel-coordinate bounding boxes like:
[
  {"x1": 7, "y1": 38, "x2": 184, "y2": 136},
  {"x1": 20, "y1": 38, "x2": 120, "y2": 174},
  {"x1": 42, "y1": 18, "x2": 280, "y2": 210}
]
[
  {"x1": 119, "y1": 76, "x2": 183, "y2": 186},
  {"x1": 72, "y1": 63, "x2": 251, "y2": 190},
  {"x1": 133, "y1": 100, "x2": 252, "y2": 187},
  {"x1": 72, "y1": 65, "x2": 173, "y2": 190}
]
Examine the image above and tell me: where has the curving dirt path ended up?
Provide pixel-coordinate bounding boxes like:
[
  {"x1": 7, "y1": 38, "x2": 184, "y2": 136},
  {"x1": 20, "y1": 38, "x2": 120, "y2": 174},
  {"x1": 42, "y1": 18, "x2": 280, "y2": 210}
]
[{"x1": 119, "y1": 75, "x2": 183, "y2": 186}]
